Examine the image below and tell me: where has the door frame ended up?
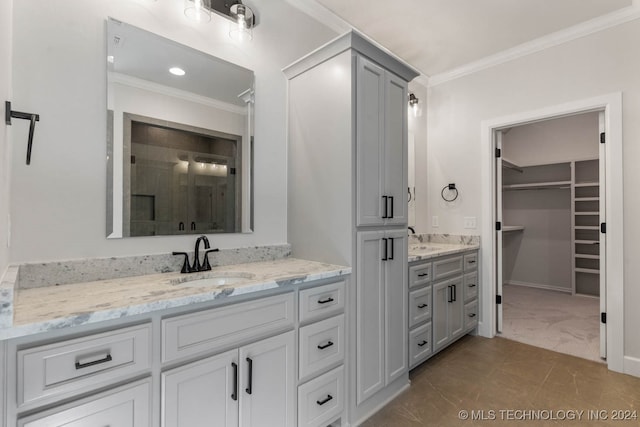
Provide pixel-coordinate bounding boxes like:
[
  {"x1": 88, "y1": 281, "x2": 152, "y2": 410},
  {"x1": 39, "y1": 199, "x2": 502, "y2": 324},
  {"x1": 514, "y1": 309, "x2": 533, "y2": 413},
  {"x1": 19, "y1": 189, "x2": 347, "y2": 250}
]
[{"x1": 479, "y1": 92, "x2": 624, "y2": 373}]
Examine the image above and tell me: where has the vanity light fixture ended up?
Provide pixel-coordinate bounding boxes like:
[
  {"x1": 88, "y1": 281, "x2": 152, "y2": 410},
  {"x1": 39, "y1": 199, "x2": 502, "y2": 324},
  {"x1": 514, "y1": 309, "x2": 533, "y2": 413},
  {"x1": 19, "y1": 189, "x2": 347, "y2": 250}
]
[
  {"x1": 169, "y1": 67, "x2": 186, "y2": 76},
  {"x1": 408, "y1": 93, "x2": 419, "y2": 116},
  {"x1": 183, "y1": 0, "x2": 256, "y2": 41}
]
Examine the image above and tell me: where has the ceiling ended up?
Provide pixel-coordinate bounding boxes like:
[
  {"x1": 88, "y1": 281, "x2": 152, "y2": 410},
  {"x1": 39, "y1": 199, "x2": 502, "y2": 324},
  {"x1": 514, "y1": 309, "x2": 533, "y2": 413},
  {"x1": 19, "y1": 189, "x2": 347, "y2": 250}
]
[{"x1": 313, "y1": 0, "x2": 633, "y2": 77}]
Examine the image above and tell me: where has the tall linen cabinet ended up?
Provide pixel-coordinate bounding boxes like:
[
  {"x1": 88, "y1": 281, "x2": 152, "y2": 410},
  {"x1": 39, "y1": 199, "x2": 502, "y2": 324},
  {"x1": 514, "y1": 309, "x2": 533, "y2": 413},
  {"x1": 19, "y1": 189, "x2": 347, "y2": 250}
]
[{"x1": 285, "y1": 31, "x2": 418, "y2": 425}]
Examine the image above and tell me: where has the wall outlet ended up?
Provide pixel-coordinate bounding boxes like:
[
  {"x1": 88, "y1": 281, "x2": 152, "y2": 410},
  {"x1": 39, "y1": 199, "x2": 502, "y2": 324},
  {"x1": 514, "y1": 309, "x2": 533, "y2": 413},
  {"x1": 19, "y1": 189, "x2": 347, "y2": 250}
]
[
  {"x1": 432, "y1": 216, "x2": 439, "y2": 228},
  {"x1": 464, "y1": 217, "x2": 477, "y2": 229}
]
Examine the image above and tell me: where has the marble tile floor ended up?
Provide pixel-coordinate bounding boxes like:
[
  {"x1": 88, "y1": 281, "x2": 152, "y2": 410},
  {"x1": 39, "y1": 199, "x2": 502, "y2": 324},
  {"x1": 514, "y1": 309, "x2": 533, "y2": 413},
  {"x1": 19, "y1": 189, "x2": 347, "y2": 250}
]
[
  {"x1": 501, "y1": 284, "x2": 601, "y2": 363},
  {"x1": 362, "y1": 336, "x2": 640, "y2": 427}
]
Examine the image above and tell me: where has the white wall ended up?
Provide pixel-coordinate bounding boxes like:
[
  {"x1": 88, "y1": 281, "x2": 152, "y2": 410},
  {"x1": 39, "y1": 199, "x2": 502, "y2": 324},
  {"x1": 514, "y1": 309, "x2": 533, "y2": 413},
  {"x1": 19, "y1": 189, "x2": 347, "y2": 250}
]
[
  {"x1": 426, "y1": 19, "x2": 640, "y2": 359},
  {"x1": 503, "y1": 112, "x2": 599, "y2": 166},
  {"x1": 7, "y1": 0, "x2": 337, "y2": 263},
  {"x1": 0, "y1": 0, "x2": 12, "y2": 279}
]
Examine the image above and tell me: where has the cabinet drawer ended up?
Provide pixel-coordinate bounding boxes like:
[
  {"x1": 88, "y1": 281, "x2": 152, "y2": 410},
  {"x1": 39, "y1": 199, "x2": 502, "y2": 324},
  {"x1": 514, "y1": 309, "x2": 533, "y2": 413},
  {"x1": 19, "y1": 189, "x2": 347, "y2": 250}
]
[
  {"x1": 409, "y1": 322, "x2": 432, "y2": 368},
  {"x1": 18, "y1": 324, "x2": 151, "y2": 407},
  {"x1": 299, "y1": 281, "x2": 345, "y2": 324},
  {"x1": 409, "y1": 263, "x2": 432, "y2": 289},
  {"x1": 464, "y1": 301, "x2": 479, "y2": 331},
  {"x1": 463, "y1": 272, "x2": 478, "y2": 302},
  {"x1": 464, "y1": 252, "x2": 478, "y2": 271},
  {"x1": 17, "y1": 378, "x2": 151, "y2": 427},
  {"x1": 433, "y1": 256, "x2": 463, "y2": 280},
  {"x1": 299, "y1": 315, "x2": 345, "y2": 382},
  {"x1": 162, "y1": 292, "x2": 294, "y2": 363},
  {"x1": 298, "y1": 366, "x2": 344, "y2": 427},
  {"x1": 409, "y1": 286, "x2": 431, "y2": 328}
]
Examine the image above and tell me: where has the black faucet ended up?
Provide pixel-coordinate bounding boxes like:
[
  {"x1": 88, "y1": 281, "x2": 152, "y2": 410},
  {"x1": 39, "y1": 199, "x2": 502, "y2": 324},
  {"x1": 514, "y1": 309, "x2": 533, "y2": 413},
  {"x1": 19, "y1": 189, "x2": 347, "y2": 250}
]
[
  {"x1": 172, "y1": 235, "x2": 219, "y2": 273},
  {"x1": 408, "y1": 226, "x2": 416, "y2": 235}
]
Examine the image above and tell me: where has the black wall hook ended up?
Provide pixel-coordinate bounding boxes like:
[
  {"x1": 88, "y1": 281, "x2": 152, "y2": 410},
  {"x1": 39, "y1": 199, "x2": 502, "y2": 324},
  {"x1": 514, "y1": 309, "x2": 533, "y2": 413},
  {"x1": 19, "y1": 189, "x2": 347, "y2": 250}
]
[{"x1": 5, "y1": 101, "x2": 40, "y2": 165}]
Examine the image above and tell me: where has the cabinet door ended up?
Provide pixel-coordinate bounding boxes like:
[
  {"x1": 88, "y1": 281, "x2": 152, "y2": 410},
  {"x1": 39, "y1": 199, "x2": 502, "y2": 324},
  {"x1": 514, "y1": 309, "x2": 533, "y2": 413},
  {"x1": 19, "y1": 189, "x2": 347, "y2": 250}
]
[
  {"x1": 356, "y1": 230, "x2": 386, "y2": 404},
  {"x1": 239, "y1": 331, "x2": 295, "y2": 427},
  {"x1": 384, "y1": 232, "x2": 408, "y2": 384},
  {"x1": 449, "y1": 277, "x2": 465, "y2": 340},
  {"x1": 356, "y1": 56, "x2": 385, "y2": 226},
  {"x1": 432, "y1": 280, "x2": 450, "y2": 353},
  {"x1": 162, "y1": 350, "x2": 238, "y2": 427},
  {"x1": 383, "y1": 72, "x2": 408, "y2": 226}
]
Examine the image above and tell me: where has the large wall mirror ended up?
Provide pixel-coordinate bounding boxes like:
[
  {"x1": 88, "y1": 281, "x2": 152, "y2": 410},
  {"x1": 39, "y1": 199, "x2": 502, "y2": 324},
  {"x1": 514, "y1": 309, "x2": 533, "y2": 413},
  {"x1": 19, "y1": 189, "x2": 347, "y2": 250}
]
[{"x1": 106, "y1": 18, "x2": 254, "y2": 238}]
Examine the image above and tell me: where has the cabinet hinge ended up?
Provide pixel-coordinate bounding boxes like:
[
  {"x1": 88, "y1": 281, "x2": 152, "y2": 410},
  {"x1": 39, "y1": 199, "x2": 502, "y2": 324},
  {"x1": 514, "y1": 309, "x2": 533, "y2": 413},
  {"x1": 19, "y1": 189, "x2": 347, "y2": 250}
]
[
  {"x1": 496, "y1": 221, "x2": 502, "y2": 231},
  {"x1": 496, "y1": 295, "x2": 502, "y2": 304},
  {"x1": 601, "y1": 222, "x2": 606, "y2": 233},
  {"x1": 601, "y1": 312, "x2": 607, "y2": 324},
  {"x1": 600, "y1": 132, "x2": 606, "y2": 144},
  {"x1": 495, "y1": 148, "x2": 501, "y2": 158}
]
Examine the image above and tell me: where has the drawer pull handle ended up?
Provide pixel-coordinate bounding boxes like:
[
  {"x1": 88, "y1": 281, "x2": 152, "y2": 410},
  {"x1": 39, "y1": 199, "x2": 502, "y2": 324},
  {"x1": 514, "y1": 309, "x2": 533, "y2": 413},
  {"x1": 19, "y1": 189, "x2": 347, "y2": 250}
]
[
  {"x1": 417, "y1": 303, "x2": 428, "y2": 309},
  {"x1": 75, "y1": 354, "x2": 112, "y2": 370},
  {"x1": 417, "y1": 273, "x2": 429, "y2": 277},
  {"x1": 245, "y1": 357, "x2": 253, "y2": 395},
  {"x1": 468, "y1": 313, "x2": 477, "y2": 318},
  {"x1": 317, "y1": 297, "x2": 334, "y2": 305},
  {"x1": 417, "y1": 340, "x2": 428, "y2": 347},
  {"x1": 468, "y1": 260, "x2": 476, "y2": 264},
  {"x1": 231, "y1": 362, "x2": 238, "y2": 401},
  {"x1": 317, "y1": 341, "x2": 334, "y2": 350},
  {"x1": 317, "y1": 394, "x2": 333, "y2": 406},
  {"x1": 468, "y1": 284, "x2": 476, "y2": 288}
]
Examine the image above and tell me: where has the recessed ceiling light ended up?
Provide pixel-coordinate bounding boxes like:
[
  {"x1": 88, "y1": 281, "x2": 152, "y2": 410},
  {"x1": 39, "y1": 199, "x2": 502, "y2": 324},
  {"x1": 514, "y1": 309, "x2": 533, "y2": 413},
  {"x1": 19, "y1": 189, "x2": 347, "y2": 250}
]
[{"x1": 169, "y1": 67, "x2": 186, "y2": 76}]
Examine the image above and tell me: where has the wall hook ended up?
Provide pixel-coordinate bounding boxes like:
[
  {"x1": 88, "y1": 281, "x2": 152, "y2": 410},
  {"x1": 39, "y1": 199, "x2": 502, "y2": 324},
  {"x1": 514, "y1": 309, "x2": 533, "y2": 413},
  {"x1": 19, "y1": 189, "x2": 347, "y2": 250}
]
[{"x1": 5, "y1": 101, "x2": 40, "y2": 165}]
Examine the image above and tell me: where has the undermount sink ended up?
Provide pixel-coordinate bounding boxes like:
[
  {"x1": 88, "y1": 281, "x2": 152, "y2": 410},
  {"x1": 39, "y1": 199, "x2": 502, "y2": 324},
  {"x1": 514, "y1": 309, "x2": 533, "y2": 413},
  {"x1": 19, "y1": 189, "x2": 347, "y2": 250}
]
[{"x1": 170, "y1": 272, "x2": 255, "y2": 288}]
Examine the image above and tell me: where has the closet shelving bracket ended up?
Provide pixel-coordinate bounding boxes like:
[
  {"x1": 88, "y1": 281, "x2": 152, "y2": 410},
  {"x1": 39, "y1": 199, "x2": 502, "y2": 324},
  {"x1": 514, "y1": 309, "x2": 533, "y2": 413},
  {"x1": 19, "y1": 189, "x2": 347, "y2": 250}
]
[{"x1": 5, "y1": 100, "x2": 40, "y2": 165}]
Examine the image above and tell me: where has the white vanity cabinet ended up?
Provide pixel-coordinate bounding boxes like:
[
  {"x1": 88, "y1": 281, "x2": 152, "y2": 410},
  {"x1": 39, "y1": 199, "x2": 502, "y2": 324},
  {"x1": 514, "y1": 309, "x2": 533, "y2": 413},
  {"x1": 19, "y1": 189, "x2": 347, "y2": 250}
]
[
  {"x1": 356, "y1": 56, "x2": 408, "y2": 227},
  {"x1": 162, "y1": 331, "x2": 295, "y2": 427},
  {"x1": 408, "y1": 249, "x2": 479, "y2": 369},
  {"x1": 356, "y1": 230, "x2": 407, "y2": 404}
]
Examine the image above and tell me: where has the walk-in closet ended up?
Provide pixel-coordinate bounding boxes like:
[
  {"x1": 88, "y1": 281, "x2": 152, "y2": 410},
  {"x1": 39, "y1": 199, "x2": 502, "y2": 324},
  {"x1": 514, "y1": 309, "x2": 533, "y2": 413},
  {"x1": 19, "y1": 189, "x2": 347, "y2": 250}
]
[{"x1": 498, "y1": 112, "x2": 604, "y2": 362}]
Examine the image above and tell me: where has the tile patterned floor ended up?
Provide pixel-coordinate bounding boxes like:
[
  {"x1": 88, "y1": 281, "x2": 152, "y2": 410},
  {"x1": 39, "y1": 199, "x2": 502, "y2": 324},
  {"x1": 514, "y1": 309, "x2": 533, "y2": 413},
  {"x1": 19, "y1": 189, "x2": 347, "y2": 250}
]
[{"x1": 362, "y1": 336, "x2": 640, "y2": 426}]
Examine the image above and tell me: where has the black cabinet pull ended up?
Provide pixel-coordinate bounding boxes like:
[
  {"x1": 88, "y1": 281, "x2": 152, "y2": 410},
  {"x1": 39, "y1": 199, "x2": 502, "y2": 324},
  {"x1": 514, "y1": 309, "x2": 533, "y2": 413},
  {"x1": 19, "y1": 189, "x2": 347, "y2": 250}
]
[
  {"x1": 245, "y1": 357, "x2": 253, "y2": 395},
  {"x1": 389, "y1": 196, "x2": 394, "y2": 219},
  {"x1": 468, "y1": 313, "x2": 477, "y2": 318},
  {"x1": 316, "y1": 395, "x2": 333, "y2": 406},
  {"x1": 382, "y1": 196, "x2": 389, "y2": 219},
  {"x1": 317, "y1": 341, "x2": 334, "y2": 350},
  {"x1": 382, "y1": 238, "x2": 388, "y2": 261},
  {"x1": 417, "y1": 340, "x2": 428, "y2": 347},
  {"x1": 75, "y1": 354, "x2": 112, "y2": 370},
  {"x1": 468, "y1": 260, "x2": 476, "y2": 264},
  {"x1": 447, "y1": 285, "x2": 452, "y2": 303},
  {"x1": 317, "y1": 297, "x2": 334, "y2": 305},
  {"x1": 468, "y1": 284, "x2": 476, "y2": 288},
  {"x1": 231, "y1": 362, "x2": 238, "y2": 401},
  {"x1": 418, "y1": 303, "x2": 428, "y2": 309},
  {"x1": 452, "y1": 284, "x2": 457, "y2": 302},
  {"x1": 388, "y1": 237, "x2": 394, "y2": 260},
  {"x1": 418, "y1": 273, "x2": 429, "y2": 277}
]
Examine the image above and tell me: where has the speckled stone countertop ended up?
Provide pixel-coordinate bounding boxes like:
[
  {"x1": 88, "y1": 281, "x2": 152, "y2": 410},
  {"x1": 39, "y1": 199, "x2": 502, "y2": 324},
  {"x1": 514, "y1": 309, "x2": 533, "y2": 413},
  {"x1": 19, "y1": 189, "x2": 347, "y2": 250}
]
[
  {"x1": 408, "y1": 233, "x2": 480, "y2": 263},
  {"x1": 0, "y1": 258, "x2": 350, "y2": 340}
]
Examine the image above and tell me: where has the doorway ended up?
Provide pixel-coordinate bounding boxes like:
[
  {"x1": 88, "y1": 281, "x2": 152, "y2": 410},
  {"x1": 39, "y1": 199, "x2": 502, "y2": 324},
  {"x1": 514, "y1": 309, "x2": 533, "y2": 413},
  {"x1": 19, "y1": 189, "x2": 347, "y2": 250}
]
[
  {"x1": 478, "y1": 93, "x2": 624, "y2": 373},
  {"x1": 495, "y1": 112, "x2": 603, "y2": 362}
]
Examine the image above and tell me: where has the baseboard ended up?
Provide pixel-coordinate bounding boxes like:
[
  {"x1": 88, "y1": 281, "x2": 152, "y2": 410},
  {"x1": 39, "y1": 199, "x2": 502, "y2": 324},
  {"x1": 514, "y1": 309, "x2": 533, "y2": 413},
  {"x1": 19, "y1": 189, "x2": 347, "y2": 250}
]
[
  {"x1": 504, "y1": 280, "x2": 572, "y2": 294},
  {"x1": 623, "y1": 355, "x2": 640, "y2": 378},
  {"x1": 351, "y1": 376, "x2": 410, "y2": 426}
]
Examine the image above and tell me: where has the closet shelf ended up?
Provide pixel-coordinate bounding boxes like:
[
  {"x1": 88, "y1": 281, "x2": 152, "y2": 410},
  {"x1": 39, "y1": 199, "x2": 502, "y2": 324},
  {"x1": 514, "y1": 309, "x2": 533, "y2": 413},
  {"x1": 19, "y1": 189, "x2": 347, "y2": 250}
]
[
  {"x1": 574, "y1": 182, "x2": 599, "y2": 187},
  {"x1": 575, "y1": 226, "x2": 599, "y2": 230},
  {"x1": 575, "y1": 254, "x2": 600, "y2": 260},
  {"x1": 575, "y1": 239, "x2": 599, "y2": 244},
  {"x1": 574, "y1": 197, "x2": 599, "y2": 201},
  {"x1": 502, "y1": 180, "x2": 572, "y2": 191},
  {"x1": 575, "y1": 211, "x2": 599, "y2": 216},
  {"x1": 502, "y1": 225, "x2": 524, "y2": 232},
  {"x1": 575, "y1": 267, "x2": 600, "y2": 275}
]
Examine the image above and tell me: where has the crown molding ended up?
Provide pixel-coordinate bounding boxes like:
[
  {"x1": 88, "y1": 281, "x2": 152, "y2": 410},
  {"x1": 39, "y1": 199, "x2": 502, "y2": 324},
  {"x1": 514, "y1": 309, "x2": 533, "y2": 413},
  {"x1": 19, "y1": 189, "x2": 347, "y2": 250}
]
[
  {"x1": 108, "y1": 72, "x2": 247, "y2": 115},
  {"x1": 429, "y1": 4, "x2": 640, "y2": 87}
]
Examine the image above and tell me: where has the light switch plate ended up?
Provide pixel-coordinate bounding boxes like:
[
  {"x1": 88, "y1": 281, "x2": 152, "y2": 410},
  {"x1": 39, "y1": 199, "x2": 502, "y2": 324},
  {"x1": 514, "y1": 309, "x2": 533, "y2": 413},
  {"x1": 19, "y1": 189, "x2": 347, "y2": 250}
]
[
  {"x1": 432, "y1": 216, "x2": 439, "y2": 228},
  {"x1": 464, "y1": 217, "x2": 477, "y2": 229}
]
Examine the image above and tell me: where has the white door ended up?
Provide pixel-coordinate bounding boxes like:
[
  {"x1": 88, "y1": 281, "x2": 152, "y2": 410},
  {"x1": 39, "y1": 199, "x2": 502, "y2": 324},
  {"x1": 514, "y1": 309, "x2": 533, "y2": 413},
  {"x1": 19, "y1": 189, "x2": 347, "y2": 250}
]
[
  {"x1": 495, "y1": 130, "x2": 504, "y2": 333},
  {"x1": 356, "y1": 56, "x2": 385, "y2": 226},
  {"x1": 162, "y1": 349, "x2": 238, "y2": 427},
  {"x1": 356, "y1": 230, "x2": 386, "y2": 404},
  {"x1": 239, "y1": 331, "x2": 295, "y2": 427},
  {"x1": 598, "y1": 111, "x2": 607, "y2": 360},
  {"x1": 384, "y1": 231, "x2": 408, "y2": 384},
  {"x1": 383, "y1": 72, "x2": 408, "y2": 226}
]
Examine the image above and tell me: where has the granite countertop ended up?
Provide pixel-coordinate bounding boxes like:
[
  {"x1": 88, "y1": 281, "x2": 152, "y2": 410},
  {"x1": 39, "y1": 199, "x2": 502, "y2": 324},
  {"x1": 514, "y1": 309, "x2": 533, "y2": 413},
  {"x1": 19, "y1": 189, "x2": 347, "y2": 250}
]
[
  {"x1": 0, "y1": 258, "x2": 350, "y2": 340},
  {"x1": 408, "y1": 242, "x2": 480, "y2": 263}
]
